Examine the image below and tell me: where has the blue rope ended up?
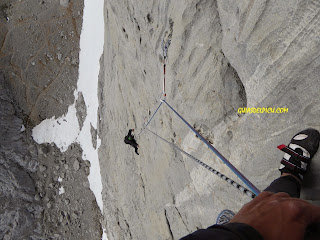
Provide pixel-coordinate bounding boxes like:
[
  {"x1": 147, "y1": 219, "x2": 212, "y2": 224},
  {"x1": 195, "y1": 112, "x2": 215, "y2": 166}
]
[
  {"x1": 146, "y1": 128, "x2": 256, "y2": 198},
  {"x1": 145, "y1": 101, "x2": 163, "y2": 128},
  {"x1": 137, "y1": 101, "x2": 163, "y2": 137},
  {"x1": 162, "y1": 99, "x2": 260, "y2": 196}
]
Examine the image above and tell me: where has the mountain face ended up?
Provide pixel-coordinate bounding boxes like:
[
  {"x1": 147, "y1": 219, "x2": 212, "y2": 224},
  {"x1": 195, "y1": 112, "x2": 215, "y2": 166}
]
[
  {"x1": 99, "y1": 0, "x2": 320, "y2": 239},
  {"x1": 1, "y1": 0, "x2": 320, "y2": 239}
]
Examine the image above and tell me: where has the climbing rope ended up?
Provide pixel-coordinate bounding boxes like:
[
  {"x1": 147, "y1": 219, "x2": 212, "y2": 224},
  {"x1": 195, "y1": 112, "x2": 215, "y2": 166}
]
[
  {"x1": 135, "y1": 34, "x2": 260, "y2": 198},
  {"x1": 137, "y1": 101, "x2": 163, "y2": 137},
  {"x1": 138, "y1": 39, "x2": 170, "y2": 137},
  {"x1": 161, "y1": 99, "x2": 261, "y2": 196},
  {"x1": 146, "y1": 128, "x2": 256, "y2": 198}
]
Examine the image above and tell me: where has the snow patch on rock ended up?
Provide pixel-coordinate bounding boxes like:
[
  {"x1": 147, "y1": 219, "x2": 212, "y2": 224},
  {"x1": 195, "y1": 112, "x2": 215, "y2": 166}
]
[{"x1": 32, "y1": 1, "x2": 106, "y2": 238}]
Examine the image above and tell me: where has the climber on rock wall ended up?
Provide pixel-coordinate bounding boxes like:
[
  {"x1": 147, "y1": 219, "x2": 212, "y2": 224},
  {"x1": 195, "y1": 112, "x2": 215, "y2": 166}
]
[{"x1": 124, "y1": 129, "x2": 139, "y2": 155}]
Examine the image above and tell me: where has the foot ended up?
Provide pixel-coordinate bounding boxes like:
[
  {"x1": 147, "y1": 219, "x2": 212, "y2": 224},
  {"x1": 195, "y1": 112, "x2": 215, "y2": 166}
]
[{"x1": 278, "y1": 128, "x2": 320, "y2": 182}]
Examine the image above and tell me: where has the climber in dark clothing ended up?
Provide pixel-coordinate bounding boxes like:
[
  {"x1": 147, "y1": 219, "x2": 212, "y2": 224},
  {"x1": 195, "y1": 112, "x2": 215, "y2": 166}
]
[{"x1": 124, "y1": 129, "x2": 139, "y2": 155}]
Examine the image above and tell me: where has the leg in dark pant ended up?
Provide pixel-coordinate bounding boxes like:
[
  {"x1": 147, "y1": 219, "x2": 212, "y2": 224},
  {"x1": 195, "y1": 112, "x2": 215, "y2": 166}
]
[
  {"x1": 264, "y1": 175, "x2": 301, "y2": 198},
  {"x1": 135, "y1": 147, "x2": 139, "y2": 155}
]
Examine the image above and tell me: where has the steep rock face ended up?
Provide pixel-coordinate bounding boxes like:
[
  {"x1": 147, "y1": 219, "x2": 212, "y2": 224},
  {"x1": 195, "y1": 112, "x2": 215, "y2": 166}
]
[
  {"x1": 100, "y1": 0, "x2": 320, "y2": 239},
  {"x1": 217, "y1": 0, "x2": 320, "y2": 198},
  {"x1": 101, "y1": 1, "x2": 248, "y2": 240},
  {"x1": 0, "y1": 73, "x2": 43, "y2": 239},
  {"x1": 218, "y1": 0, "x2": 320, "y2": 106}
]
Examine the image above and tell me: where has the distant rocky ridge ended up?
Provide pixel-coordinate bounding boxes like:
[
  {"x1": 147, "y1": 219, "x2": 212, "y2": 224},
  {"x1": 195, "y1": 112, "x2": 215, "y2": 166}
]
[{"x1": 0, "y1": 1, "x2": 102, "y2": 239}]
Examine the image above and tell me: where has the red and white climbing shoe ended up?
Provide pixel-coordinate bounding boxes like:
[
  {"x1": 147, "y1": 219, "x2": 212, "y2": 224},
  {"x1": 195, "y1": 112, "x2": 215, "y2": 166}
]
[{"x1": 278, "y1": 128, "x2": 320, "y2": 181}]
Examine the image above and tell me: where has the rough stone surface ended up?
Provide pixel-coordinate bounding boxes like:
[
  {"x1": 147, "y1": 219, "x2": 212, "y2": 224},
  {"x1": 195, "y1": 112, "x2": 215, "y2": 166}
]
[
  {"x1": 0, "y1": 0, "x2": 83, "y2": 126},
  {"x1": 91, "y1": 124, "x2": 98, "y2": 149},
  {"x1": 99, "y1": 0, "x2": 320, "y2": 239},
  {"x1": 35, "y1": 142, "x2": 103, "y2": 240},
  {"x1": 0, "y1": 1, "x2": 103, "y2": 239},
  {"x1": 60, "y1": 0, "x2": 70, "y2": 8},
  {"x1": 73, "y1": 158, "x2": 80, "y2": 171},
  {"x1": 76, "y1": 91, "x2": 87, "y2": 130},
  {"x1": 0, "y1": 73, "x2": 44, "y2": 239},
  {"x1": 2, "y1": 0, "x2": 320, "y2": 239},
  {"x1": 0, "y1": 72, "x2": 102, "y2": 239}
]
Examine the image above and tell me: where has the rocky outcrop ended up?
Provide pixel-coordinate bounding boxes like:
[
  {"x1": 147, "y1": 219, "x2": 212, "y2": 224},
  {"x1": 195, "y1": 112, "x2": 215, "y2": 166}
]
[
  {"x1": 0, "y1": 0, "x2": 83, "y2": 126},
  {"x1": 34, "y1": 142, "x2": 103, "y2": 240},
  {"x1": 0, "y1": 1, "x2": 103, "y2": 239},
  {"x1": 100, "y1": 0, "x2": 320, "y2": 239},
  {"x1": 0, "y1": 73, "x2": 43, "y2": 239},
  {"x1": 0, "y1": 71, "x2": 102, "y2": 239}
]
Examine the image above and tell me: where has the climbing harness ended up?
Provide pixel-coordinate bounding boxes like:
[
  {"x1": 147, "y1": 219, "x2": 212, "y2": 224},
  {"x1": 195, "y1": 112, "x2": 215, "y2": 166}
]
[{"x1": 146, "y1": 128, "x2": 256, "y2": 198}]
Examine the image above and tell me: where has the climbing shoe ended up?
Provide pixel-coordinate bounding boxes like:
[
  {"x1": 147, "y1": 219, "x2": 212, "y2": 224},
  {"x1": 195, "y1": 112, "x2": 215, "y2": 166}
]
[
  {"x1": 216, "y1": 210, "x2": 235, "y2": 225},
  {"x1": 278, "y1": 128, "x2": 320, "y2": 181}
]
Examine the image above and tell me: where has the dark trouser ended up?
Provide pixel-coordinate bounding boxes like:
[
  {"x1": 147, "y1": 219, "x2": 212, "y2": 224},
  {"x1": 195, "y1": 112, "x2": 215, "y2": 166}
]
[
  {"x1": 264, "y1": 175, "x2": 301, "y2": 198},
  {"x1": 130, "y1": 141, "x2": 138, "y2": 153},
  {"x1": 125, "y1": 139, "x2": 139, "y2": 154}
]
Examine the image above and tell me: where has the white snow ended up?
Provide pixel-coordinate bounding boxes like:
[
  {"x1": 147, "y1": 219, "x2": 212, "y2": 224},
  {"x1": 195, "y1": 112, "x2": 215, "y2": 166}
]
[
  {"x1": 58, "y1": 177, "x2": 63, "y2": 182},
  {"x1": 102, "y1": 229, "x2": 108, "y2": 240},
  {"x1": 20, "y1": 124, "x2": 26, "y2": 132},
  {"x1": 32, "y1": 105, "x2": 80, "y2": 152},
  {"x1": 32, "y1": 0, "x2": 107, "y2": 239},
  {"x1": 59, "y1": 186, "x2": 65, "y2": 195}
]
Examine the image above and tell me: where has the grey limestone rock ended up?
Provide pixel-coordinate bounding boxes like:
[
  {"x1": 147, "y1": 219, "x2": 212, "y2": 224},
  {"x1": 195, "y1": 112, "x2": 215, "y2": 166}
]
[
  {"x1": 76, "y1": 91, "x2": 87, "y2": 130},
  {"x1": 0, "y1": 73, "x2": 45, "y2": 239},
  {"x1": 60, "y1": 0, "x2": 70, "y2": 8},
  {"x1": 73, "y1": 159, "x2": 80, "y2": 171},
  {"x1": 0, "y1": 1, "x2": 103, "y2": 239},
  {"x1": 99, "y1": 0, "x2": 320, "y2": 239},
  {"x1": 90, "y1": 124, "x2": 98, "y2": 149},
  {"x1": 0, "y1": 0, "x2": 84, "y2": 126}
]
